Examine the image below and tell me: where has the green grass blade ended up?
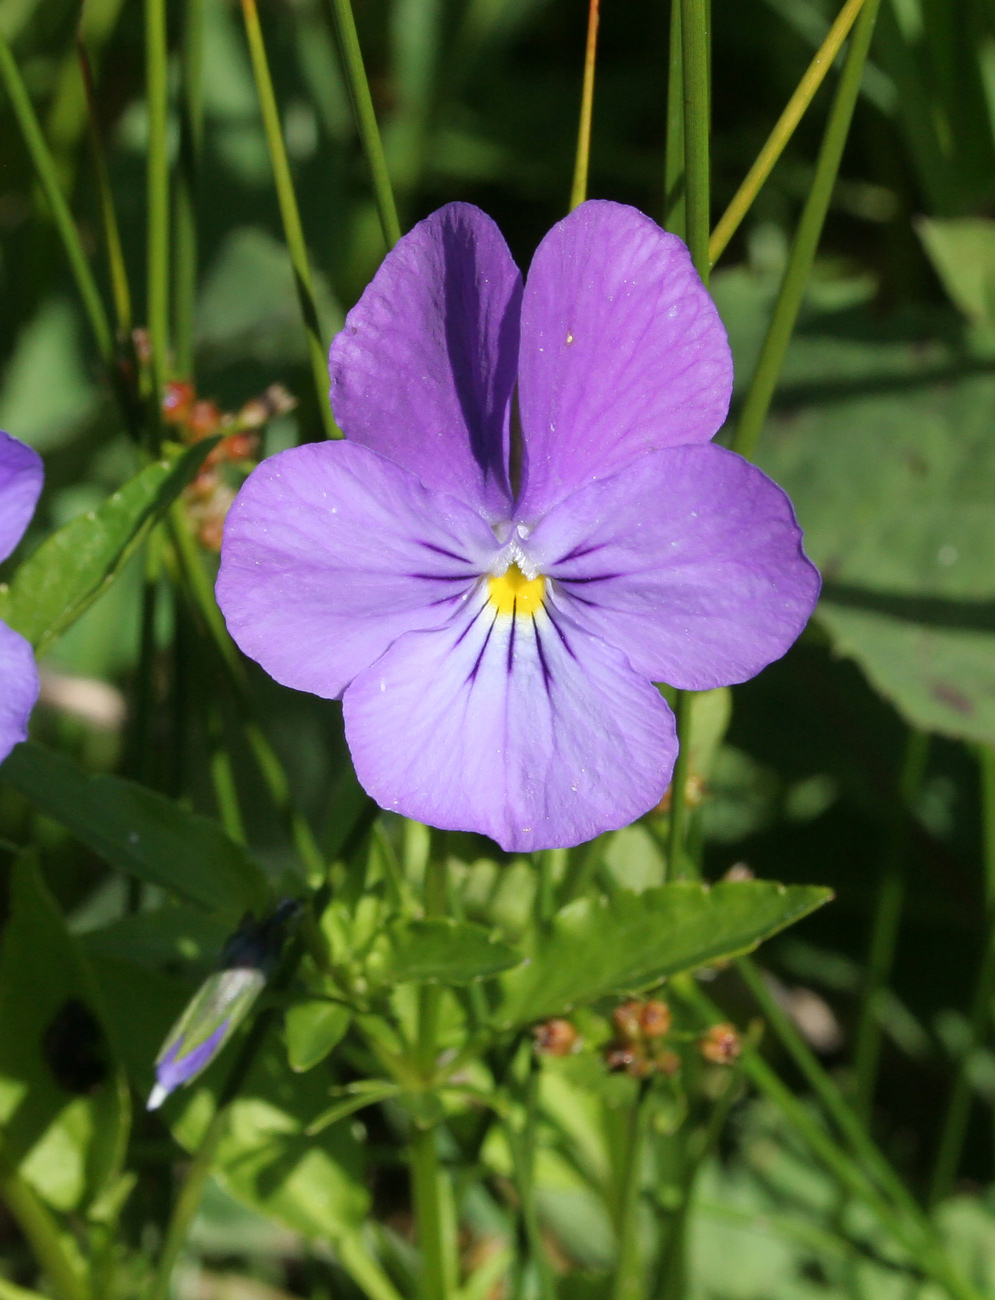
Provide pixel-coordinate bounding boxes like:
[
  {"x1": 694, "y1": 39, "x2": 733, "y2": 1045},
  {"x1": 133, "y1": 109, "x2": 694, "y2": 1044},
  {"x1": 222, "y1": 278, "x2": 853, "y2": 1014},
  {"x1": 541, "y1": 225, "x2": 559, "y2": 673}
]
[
  {"x1": 0, "y1": 26, "x2": 113, "y2": 364},
  {"x1": 240, "y1": 0, "x2": 341, "y2": 439},
  {"x1": 663, "y1": 0, "x2": 685, "y2": 238},
  {"x1": 732, "y1": 0, "x2": 883, "y2": 462},
  {"x1": 324, "y1": 0, "x2": 401, "y2": 248},
  {"x1": 145, "y1": 0, "x2": 171, "y2": 398},
  {"x1": 680, "y1": 0, "x2": 710, "y2": 280},
  {"x1": 568, "y1": 0, "x2": 600, "y2": 211}
]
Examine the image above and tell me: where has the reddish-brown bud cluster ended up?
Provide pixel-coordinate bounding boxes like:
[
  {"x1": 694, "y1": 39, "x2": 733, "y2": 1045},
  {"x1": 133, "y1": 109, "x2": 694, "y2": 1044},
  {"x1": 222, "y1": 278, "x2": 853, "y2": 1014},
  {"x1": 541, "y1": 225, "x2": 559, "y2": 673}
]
[
  {"x1": 698, "y1": 1022, "x2": 741, "y2": 1065},
  {"x1": 532, "y1": 1018, "x2": 579, "y2": 1057},
  {"x1": 604, "y1": 999, "x2": 675, "y2": 1078},
  {"x1": 161, "y1": 380, "x2": 296, "y2": 551}
]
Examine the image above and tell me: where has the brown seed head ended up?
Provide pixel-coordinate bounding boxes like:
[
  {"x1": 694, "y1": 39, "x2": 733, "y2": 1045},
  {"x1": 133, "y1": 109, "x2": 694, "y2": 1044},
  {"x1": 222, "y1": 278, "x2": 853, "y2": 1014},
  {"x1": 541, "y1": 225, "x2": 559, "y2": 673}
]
[
  {"x1": 699, "y1": 1023, "x2": 742, "y2": 1065},
  {"x1": 532, "y1": 1018, "x2": 578, "y2": 1057},
  {"x1": 612, "y1": 1000, "x2": 645, "y2": 1042},
  {"x1": 640, "y1": 1000, "x2": 672, "y2": 1039},
  {"x1": 162, "y1": 380, "x2": 195, "y2": 424}
]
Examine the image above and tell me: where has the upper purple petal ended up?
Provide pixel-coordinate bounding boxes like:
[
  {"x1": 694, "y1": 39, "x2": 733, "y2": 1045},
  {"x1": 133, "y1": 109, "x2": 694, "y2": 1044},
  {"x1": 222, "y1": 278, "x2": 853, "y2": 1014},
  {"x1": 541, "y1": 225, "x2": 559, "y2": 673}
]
[
  {"x1": 526, "y1": 444, "x2": 821, "y2": 691},
  {"x1": 515, "y1": 201, "x2": 733, "y2": 520},
  {"x1": 328, "y1": 203, "x2": 522, "y2": 521},
  {"x1": 0, "y1": 619, "x2": 39, "y2": 764},
  {"x1": 0, "y1": 431, "x2": 43, "y2": 564},
  {"x1": 216, "y1": 441, "x2": 501, "y2": 700},
  {"x1": 342, "y1": 590, "x2": 677, "y2": 852}
]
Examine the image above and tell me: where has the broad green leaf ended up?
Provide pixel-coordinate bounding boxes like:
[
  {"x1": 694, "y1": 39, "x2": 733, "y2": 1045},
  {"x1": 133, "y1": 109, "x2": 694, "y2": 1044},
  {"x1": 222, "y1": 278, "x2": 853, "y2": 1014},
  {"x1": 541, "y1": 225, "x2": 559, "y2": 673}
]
[
  {"x1": 369, "y1": 918, "x2": 523, "y2": 986},
  {"x1": 286, "y1": 1000, "x2": 351, "y2": 1072},
  {"x1": 916, "y1": 217, "x2": 995, "y2": 327},
  {"x1": 0, "y1": 857, "x2": 129, "y2": 1213},
  {"x1": 494, "y1": 881, "x2": 831, "y2": 1028},
  {"x1": 2, "y1": 741, "x2": 273, "y2": 922},
  {"x1": 0, "y1": 438, "x2": 217, "y2": 655}
]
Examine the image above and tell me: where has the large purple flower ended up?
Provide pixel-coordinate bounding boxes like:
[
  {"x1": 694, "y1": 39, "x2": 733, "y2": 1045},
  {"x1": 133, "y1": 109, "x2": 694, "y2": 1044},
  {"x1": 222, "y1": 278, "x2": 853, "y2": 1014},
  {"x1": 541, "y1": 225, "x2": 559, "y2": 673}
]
[
  {"x1": 217, "y1": 201, "x2": 819, "y2": 851},
  {"x1": 0, "y1": 432, "x2": 42, "y2": 763}
]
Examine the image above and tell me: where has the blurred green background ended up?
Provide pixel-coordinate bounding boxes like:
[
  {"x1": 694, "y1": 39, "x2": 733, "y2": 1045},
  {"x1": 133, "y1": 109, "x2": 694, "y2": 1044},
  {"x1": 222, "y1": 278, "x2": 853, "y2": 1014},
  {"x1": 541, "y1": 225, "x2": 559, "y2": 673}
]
[{"x1": 5, "y1": 0, "x2": 995, "y2": 1293}]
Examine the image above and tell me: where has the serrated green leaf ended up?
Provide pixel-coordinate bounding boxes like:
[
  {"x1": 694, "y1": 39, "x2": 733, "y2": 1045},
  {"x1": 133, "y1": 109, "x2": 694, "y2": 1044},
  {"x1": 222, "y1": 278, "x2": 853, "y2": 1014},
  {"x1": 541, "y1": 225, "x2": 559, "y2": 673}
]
[
  {"x1": 2, "y1": 741, "x2": 273, "y2": 922},
  {"x1": 371, "y1": 918, "x2": 523, "y2": 986},
  {"x1": 0, "y1": 438, "x2": 217, "y2": 655},
  {"x1": 286, "y1": 1000, "x2": 351, "y2": 1072},
  {"x1": 495, "y1": 881, "x2": 831, "y2": 1028}
]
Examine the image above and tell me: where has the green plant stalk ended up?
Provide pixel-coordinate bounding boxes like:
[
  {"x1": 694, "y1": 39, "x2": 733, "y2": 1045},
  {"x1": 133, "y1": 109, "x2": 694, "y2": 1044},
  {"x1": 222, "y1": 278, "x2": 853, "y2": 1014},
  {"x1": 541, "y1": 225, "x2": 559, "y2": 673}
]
[
  {"x1": 336, "y1": 1232, "x2": 408, "y2": 1300},
  {"x1": 610, "y1": 1080, "x2": 652, "y2": 1300},
  {"x1": 708, "y1": 0, "x2": 865, "y2": 266},
  {"x1": 732, "y1": 0, "x2": 882, "y2": 461},
  {"x1": 666, "y1": 690, "x2": 695, "y2": 880},
  {"x1": 241, "y1": 0, "x2": 341, "y2": 438},
  {"x1": 853, "y1": 729, "x2": 929, "y2": 1122},
  {"x1": 0, "y1": 27, "x2": 113, "y2": 364},
  {"x1": 145, "y1": 0, "x2": 170, "y2": 398},
  {"x1": 167, "y1": 505, "x2": 327, "y2": 884},
  {"x1": 77, "y1": 40, "x2": 132, "y2": 334},
  {"x1": 733, "y1": 959, "x2": 982, "y2": 1298},
  {"x1": 174, "y1": 0, "x2": 206, "y2": 376},
  {"x1": 929, "y1": 744, "x2": 995, "y2": 1205},
  {"x1": 506, "y1": 1052, "x2": 556, "y2": 1300},
  {"x1": 0, "y1": 1276, "x2": 48, "y2": 1300},
  {"x1": 663, "y1": 0, "x2": 685, "y2": 238},
  {"x1": 568, "y1": 0, "x2": 600, "y2": 211},
  {"x1": 0, "y1": 1138, "x2": 87, "y2": 1300},
  {"x1": 323, "y1": 0, "x2": 401, "y2": 248},
  {"x1": 680, "y1": 0, "x2": 710, "y2": 278},
  {"x1": 208, "y1": 702, "x2": 248, "y2": 843}
]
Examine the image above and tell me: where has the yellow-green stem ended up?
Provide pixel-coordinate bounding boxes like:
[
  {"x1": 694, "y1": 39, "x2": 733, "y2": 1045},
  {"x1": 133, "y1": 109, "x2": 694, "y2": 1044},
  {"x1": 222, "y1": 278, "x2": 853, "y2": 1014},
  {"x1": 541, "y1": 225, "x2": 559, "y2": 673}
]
[
  {"x1": 663, "y1": 0, "x2": 685, "y2": 238},
  {"x1": 569, "y1": 0, "x2": 600, "y2": 211},
  {"x1": 0, "y1": 1137, "x2": 87, "y2": 1300},
  {"x1": 145, "y1": 0, "x2": 170, "y2": 397}
]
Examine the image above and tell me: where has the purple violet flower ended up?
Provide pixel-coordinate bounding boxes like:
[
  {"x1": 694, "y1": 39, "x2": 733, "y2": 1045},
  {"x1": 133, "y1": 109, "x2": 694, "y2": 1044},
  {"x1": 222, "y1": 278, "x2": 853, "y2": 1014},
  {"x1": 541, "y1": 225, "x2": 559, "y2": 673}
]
[
  {"x1": 217, "y1": 201, "x2": 820, "y2": 852},
  {"x1": 0, "y1": 431, "x2": 42, "y2": 764}
]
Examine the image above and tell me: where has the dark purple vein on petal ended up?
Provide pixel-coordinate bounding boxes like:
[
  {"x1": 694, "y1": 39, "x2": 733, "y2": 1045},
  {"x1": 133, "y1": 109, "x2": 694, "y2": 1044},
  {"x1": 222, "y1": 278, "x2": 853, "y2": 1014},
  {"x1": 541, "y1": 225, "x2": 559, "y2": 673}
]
[
  {"x1": 532, "y1": 620, "x2": 553, "y2": 696},
  {"x1": 467, "y1": 610, "x2": 499, "y2": 684},
  {"x1": 507, "y1": 599, "x2": 517, "y2": 674}
]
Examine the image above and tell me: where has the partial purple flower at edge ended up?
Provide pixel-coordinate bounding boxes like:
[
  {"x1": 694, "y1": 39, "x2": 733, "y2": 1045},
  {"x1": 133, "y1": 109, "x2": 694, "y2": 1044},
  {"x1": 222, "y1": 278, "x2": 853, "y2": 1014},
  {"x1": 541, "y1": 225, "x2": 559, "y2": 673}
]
[
  {"x1": 217, "y1": 200, "x2": 820, "y2": 852},
  {"x1": 0, "y1": 432, "x2": 42, "y2": 764}
]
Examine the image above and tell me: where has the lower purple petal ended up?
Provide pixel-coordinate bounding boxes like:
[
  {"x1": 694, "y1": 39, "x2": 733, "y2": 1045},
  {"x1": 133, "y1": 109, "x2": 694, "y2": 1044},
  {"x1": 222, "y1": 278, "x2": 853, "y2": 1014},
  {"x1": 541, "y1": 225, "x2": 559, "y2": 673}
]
[
  {"x1": 0, "y1": 620, "x2": 39, "y2": 765},
  {"x1": 217, "y1": 441, "x2": 501, "y2": 700},
  {"x1": 343, "y1": 593, "x2": 677, "y2": 852},
  {"x1": 526, "y1": 443, "x2": 821, "y2": 691}
]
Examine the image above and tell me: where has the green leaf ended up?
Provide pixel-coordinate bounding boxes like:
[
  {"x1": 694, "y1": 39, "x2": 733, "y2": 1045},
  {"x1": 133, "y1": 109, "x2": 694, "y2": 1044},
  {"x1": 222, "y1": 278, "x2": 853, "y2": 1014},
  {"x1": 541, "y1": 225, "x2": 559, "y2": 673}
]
[
  {"x1": 285, "y1": 1000, "x2": 351, "y2": 1072},
  {"x1": 2, "y1": 742, "x2": 273, "y2": 922},
  {"x1": 494, "y1": 881, "x2": 831, "y2": 1028},
  {"x1": 0, "y1": 857, "x2": 129, "y2": 1213},
  {"x1": 370, "y1": 918, "x2": 523, "y2": 986},
  {"x1": 916, "y1": 217, "x2": 995, "y2": 328},
  {"x1": 0, "y1": 438, "x2": 217, "y2": 655}
]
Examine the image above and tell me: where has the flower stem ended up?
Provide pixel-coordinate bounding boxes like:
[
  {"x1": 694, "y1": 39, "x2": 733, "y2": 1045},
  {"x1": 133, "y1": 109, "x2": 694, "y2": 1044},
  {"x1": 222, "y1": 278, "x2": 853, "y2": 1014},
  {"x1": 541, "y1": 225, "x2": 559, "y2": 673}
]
[
  {"x1": 0, "y1": 1136, "x2": 87, "y2": 1300},
  {"x1": 852, "y1": 728, "x2": 929, "y2": 1123},
  {"x1": 663, "y1": 0, "x2": 685, "y2": 238},
  {"x1": 666, "y1": 690, "x2": 695, "y2": 880},
  {"x1": 568, "y1": 0, "x2": 600, "y2": 211},
  {"x1": 507, "y1": 1051, "x2": 556, "y2": 1300},
  {"x1": 731, "y1": 0, "x2": 882, "y2": 462},
  {"x1": 929, "y1": 744, "x2": 995, "y2": 1206},
  {"x1": 240, "y1": 0, "x2": 341, "y2": 439},
  {"x1": 708, "y1": 0, "x2": 865, "y2": 267},
  {"x1": 0, "y1": 26, "x2": 113, "y2": 365},
  {"x1": 610, "y1": 1079, "x2": 652, "y2": 1300},
  {"x1": 174, "y1": 0, "x2": 206, "y2": 377},
  {"x1": 145, "y1": 0, "x2": 170, "y2": 399},
  {"x1": 323, "y1": 0, "x2": 401, "y2": 249},
  {"x1": 679, "y1": 0, "x2": 710, "y2": 280}
]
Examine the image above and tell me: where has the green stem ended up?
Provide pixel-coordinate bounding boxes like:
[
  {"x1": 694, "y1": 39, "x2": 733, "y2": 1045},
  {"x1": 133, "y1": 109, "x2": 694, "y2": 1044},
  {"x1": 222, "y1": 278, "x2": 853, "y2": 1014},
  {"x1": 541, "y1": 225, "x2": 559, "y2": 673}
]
[
  {"x1": 323, "y1": 0, "x2": 401, "y2": 248},
  {"x1": 174, "y1": 0, "x2": 205, "y2": 376},
  {"x1": 0, "y1": 1277, "x2": 49, "y2": 1300},
  {"x1": 506, "y1": 1051, "x2": 556, "y2": 1300},
  {"x1": 208, "y1": 702, "x2": 247, "y2": 843},
  {"x1": 146, "y1": 0, "x2": 170, "y2": 398},
  {"x1": 732, "y1": 0, "x2": 882, "y2": 461},
  {"x1": 0, "y1": 1138, "x2": 87, "y2": 1300},
  {"x1": 610, "y1": 1080, "x2": 652, "y2": 1300},
  {"x1": 853, "y1": 729, "x2": 929, "y2": 1122},
  {"x1": 410, "y1": 1125, "x2": 448, "y2": 1300},
  {"x1": 929, "y1": 745, "x2": 995, "y2": 1206},
  {"x1": 679, "y1": 0, "x2": 710, "y2": 278},
  {"x1": 0, "y1": 26, "x2": 113, "y2": 363},
  {"x1": 663, "y1": 0, "x2": 685, "y2": 238},
  {"x1": 568, "y1": 0, "x2": 600, "y2": 211},
  {"x1": 708, "y1": 0, "x2": 866, "y2": 267},
  {"x1": 241, "y1": 0, "x2": 341, "y2": 438},
  {"x1": 77, "y1": 40, "x2": 132, "y2": 335},
  {"x1": 666, "y1": 691, "x2": 694, "y2": 880}
]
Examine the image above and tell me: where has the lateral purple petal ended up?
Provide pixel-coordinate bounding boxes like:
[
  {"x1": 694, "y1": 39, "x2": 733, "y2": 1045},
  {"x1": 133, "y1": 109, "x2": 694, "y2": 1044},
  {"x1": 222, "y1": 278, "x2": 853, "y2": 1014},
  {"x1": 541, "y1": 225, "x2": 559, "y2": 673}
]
[
  {"x1": 329, "y1": 203, "x2": 522, "y2": 520},
  {"x1": 515, "y1": 201, "x2": 733, "y2": 520},
  {"x1": 343, "y1": 594, "x2": 677, "y2": 852},
  {"x1": 0, "y1": 432, "x2": 43, "y2": 564},
  {"x1": 216, "y1": 441, "x2": 501, "y2": 700},
  {"x1": 0, "y1": 619, "x2": 39, "y2": 764},
  {"x1": 527, "y1": 445, "x2": 821, "y2": 691}
]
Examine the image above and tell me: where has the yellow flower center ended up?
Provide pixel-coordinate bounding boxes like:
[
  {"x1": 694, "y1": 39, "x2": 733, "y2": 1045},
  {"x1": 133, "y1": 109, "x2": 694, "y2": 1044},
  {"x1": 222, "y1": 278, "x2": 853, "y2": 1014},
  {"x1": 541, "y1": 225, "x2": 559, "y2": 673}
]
[{"x1": 488, "y1": 563, "x2": 545, "y2": 617}]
